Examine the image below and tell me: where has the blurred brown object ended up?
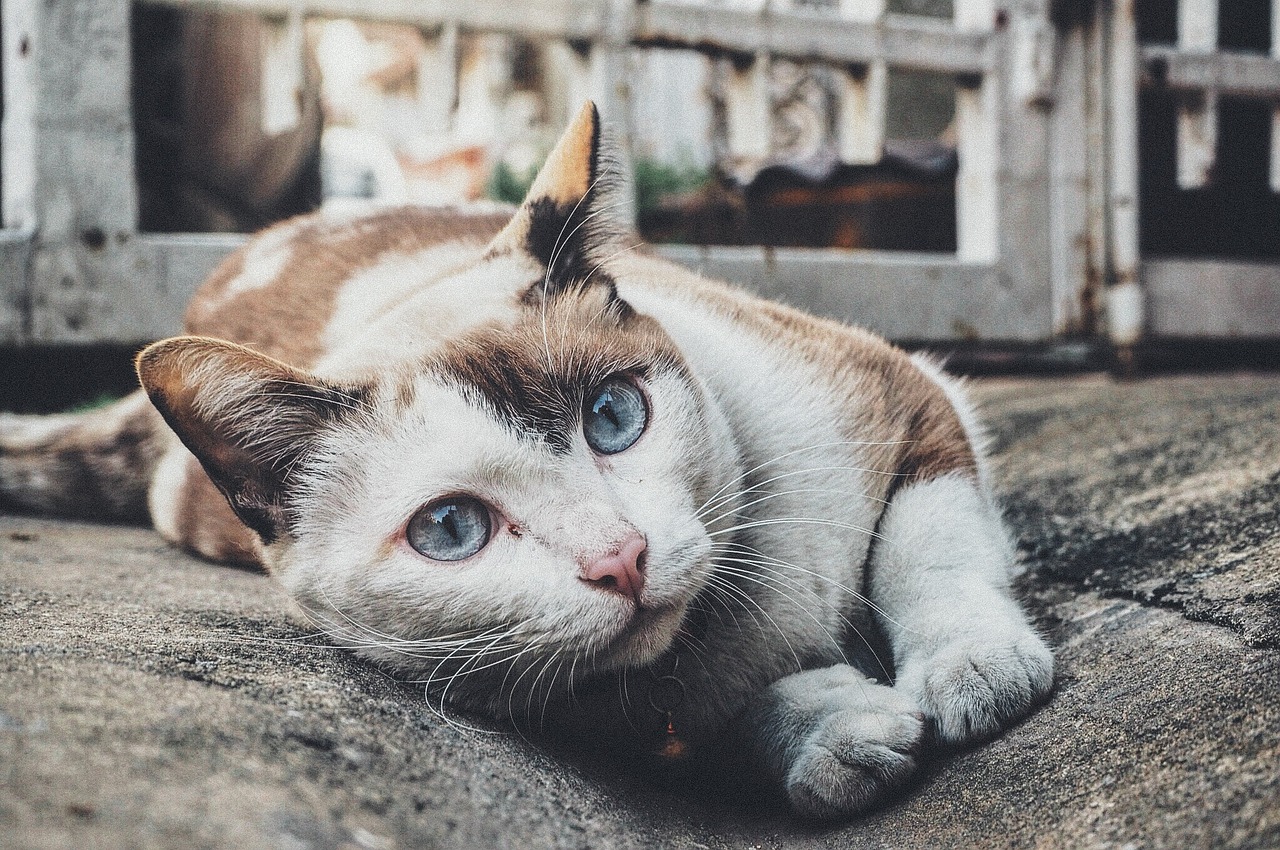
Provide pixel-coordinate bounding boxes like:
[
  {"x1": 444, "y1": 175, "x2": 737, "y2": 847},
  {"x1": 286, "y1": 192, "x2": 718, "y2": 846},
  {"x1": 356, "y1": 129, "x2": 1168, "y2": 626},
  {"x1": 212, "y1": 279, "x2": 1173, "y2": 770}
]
[
  {"x1": 133, "y1": 5, "x2": 323, "y2": 233},
  {"x1": 639, "y1": 142, "x2": 956, "y2": 251}
]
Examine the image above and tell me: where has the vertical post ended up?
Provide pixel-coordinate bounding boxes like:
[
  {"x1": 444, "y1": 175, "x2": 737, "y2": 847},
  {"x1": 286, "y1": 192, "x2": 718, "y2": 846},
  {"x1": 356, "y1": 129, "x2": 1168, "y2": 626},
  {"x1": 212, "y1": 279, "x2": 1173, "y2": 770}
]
[
  {"x1": 1107, "y1": 0, "x2": 1144, "y2": 361},
  {"x1": 1175, "y1": 0, "x2": 1218, "y2": 188},
  {"x1": 2, "y1": 0, "x2": 142, "y2": 344},
  {"x1": 1049, "y1": 20, "x2": 1091, "y2": 334},
  {"x1": 953, "y1": 0, "x2": 999, "y2": 264},
  {"x1": 836, "y1": 63, "x2": 886, "y2": 164},
  {"x1": 260, "y1": 10, "x2": 305, "y2": 138},
  {"x1": 835, "y1": 0, "x2": 886, "y2": 165},
  {"x1": 417, "y1": 22, "x2": 459, "y2": 135},
  {"x1": 1271, "y1": 0, "x2": 1280, "y2": 192},
  {"x1": 454, "y1": 33, "x2": 509, "y2": 144},
  {"x1": 724, "y1": 51, "x2": 772, "y2": 171},
  {"x1": 1176, "y1": 90, "x2": 1217, "y2": 188},
  {"x1": 1177, "y1": 0, "x2": 1217, "y2": 51},
  {"x1": 588, "y1": 0, "x2": 638, "y2": 226}
]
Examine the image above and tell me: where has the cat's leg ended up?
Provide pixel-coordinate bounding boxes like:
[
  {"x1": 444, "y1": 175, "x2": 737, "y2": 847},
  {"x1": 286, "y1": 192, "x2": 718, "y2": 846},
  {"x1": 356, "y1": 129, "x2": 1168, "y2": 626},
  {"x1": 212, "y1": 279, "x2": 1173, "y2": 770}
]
[
  {"x1": 870, "y1": 473, "x2": 1053, "y2": 744},
  {"x1": 734, "y1": 664, "x2": 923, "y2": 819}
]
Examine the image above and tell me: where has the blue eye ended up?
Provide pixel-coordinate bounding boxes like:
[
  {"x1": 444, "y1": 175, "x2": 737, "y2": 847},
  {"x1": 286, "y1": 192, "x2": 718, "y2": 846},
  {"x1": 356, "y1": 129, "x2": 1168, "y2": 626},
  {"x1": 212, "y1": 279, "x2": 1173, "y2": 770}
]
[
  {"x1": 406, "y1": 497, "x2": 491, "y2": 561},
  {"x1": 583, "y1": 376, "x2": 648, "y2": 455}
]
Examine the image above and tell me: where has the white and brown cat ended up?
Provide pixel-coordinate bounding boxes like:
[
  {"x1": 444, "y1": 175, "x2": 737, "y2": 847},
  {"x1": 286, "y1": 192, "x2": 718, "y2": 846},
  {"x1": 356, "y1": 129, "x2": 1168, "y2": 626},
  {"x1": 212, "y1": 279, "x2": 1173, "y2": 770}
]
[{"x1": 0, "y1": 103, "x2": 1052, "y2": 818}]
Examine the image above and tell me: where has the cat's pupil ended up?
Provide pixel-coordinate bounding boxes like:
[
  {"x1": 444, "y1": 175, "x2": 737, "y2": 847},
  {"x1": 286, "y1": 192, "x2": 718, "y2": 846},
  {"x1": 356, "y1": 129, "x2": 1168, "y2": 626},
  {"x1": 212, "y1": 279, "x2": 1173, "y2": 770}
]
[
  {"x1": 583, "y1": 377, "x2": 647, "y2": 455},
  {"x1": 596, "y1": 395, "x2": 621, "y2": 428}
]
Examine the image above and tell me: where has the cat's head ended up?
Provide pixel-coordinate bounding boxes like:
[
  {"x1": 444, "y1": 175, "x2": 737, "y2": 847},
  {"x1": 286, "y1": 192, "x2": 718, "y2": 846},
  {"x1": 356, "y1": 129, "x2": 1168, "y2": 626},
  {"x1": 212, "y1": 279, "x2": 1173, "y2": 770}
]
[{"x1": 137, "y1": 104, "x2": 743, "y2": 699}]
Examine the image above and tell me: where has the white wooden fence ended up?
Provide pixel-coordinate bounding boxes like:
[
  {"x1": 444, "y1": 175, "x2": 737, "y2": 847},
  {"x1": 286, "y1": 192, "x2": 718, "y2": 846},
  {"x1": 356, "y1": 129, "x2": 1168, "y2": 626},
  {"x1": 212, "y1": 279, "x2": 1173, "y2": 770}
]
[{"x1": 1, "y1": 0, "x2": 1278, "y2": 353}]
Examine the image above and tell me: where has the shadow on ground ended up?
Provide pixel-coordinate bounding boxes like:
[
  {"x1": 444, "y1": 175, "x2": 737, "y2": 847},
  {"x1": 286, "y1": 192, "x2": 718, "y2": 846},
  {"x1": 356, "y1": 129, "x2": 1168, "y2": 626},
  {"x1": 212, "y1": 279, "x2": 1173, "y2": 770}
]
[{"x1": 2, "y1": 374, "x2": 1277, "y2": 849}]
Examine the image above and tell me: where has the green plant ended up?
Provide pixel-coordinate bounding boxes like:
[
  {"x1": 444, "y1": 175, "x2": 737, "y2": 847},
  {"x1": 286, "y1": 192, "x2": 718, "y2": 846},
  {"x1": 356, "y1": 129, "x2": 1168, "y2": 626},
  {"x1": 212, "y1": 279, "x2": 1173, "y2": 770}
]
[
  {"x1": 632, "y1": 158, "x2": 711, "y2": 215},
  {"x1": 487, "y1": 160, "x2": 540, "y2": 205}
]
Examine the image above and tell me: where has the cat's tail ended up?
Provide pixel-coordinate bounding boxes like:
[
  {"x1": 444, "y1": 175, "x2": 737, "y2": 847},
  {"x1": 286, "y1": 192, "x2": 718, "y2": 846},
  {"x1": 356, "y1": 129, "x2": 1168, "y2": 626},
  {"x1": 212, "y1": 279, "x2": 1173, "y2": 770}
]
[{"x1": 0, "y1": 390, "x2": 164, "y2": 522}]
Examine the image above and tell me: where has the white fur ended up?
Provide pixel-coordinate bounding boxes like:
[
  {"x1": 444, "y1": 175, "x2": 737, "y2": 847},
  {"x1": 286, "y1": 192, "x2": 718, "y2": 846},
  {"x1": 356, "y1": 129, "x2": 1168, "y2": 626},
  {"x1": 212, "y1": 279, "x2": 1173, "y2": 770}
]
[
  {"x1": 276, "y1": 365, "x2": 739, "y2": 680},
  {"x1": 148, "y1": 442, "x2": 189, "y2": 545},
  {"x1": 315, "y1": 250, "x2": 535, "y2": 382},
  {"x1": 869, "y1": 474, "x2": 1053, "y2": 742}
]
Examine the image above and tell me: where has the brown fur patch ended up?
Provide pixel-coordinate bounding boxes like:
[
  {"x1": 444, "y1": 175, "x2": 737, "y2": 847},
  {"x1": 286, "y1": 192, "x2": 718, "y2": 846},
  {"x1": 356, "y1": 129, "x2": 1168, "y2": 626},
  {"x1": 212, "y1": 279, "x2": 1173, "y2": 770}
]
[
  {"x1": 186, "y1": 206, "x2": 510, "y2": 368},
  {"x1": 175, "y1": 452, "x2": 261, "y2": 567},
  {"x1": 432, "y1": 285, "x2": 681, "y2": 452}
]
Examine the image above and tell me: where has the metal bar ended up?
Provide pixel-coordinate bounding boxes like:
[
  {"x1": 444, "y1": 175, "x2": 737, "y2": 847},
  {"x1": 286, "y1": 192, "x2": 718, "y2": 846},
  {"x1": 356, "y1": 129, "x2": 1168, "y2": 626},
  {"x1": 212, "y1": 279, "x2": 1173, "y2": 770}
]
[
  {"x1": 0, "y1": 230, "x2": 33, "y2": 344},
  {"x1": 1144, "y1": 259, "x2": 1280, "y2": 337},
  {"x1": 656, "y1": 246, "x2": 1042, "y2": 341},
  {"x1": 724, "y1": 52, "x2": 771, "y2": 163},
  {"x1": 1106, "y1": 0, "x2": 1143, "y2": 352},
  {"x1": 633, "y1": 6, "x2": 990, "y2": 75},
  {"x1": 1176, "y1": 0, "x2": 1217, "y2": 53},
  {"x1": 1049, "y1": 24, "x2": 1090, "y2": 335},
  {"x1": 1176, "y1": 89, "x2": 1217, "y2": 189},
  {"x1": 835, "y1": 61, "x2": 886, "y2": 164},
  {"x1": 1141, "y1": 46, "x2": 1280, "y2": 98},
  {"x1": 145, "y1": 0, "x2": 992, "y2": 75}
]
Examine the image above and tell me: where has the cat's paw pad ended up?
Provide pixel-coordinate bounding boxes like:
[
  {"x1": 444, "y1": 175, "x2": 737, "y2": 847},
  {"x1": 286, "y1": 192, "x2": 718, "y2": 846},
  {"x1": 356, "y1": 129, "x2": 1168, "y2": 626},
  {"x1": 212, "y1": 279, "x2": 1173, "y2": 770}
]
[
  {"x1": 783, "y1": 689, "x2": 923, "y2": 819},
  {"x1": 904, "y1": 631, "x2": 1053, "y2": 745}
]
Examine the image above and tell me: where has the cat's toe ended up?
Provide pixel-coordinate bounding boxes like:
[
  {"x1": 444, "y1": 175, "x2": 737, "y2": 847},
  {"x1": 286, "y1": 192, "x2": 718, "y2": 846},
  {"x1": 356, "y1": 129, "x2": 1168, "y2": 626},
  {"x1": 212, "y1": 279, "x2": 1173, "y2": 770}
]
[
  {"x1": 903, "y1": 631, "x2": 1053, "y2": 745},
  {"x1": 783, "y1": 698, "x2": 923, "y2": 819}
]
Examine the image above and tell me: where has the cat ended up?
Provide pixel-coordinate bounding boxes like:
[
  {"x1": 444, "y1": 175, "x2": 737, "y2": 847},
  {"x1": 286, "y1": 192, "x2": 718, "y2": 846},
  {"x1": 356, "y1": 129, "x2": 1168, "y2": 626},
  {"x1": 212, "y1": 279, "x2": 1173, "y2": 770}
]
[{"x1": 0, "y1": 103, "x2": 1052, "y2": 819}]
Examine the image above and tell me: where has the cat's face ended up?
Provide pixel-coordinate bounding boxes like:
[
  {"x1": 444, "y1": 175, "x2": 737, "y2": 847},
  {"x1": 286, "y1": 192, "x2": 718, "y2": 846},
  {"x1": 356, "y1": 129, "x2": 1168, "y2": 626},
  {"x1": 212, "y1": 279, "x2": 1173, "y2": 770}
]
[
  {"x1": 137, "y1": 104, "x2": 744, "y2": 698},
  {"x1": 279, "y1": 286, "x2": 739, "y2": 678}
]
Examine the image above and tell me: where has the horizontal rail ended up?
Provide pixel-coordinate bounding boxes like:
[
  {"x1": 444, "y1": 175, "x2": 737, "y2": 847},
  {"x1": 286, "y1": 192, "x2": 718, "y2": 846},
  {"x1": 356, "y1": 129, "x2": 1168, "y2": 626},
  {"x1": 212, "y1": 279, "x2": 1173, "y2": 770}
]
[
  {"x1": 143, "y1": 0, "x2": 991, "y2": 74},
  {"x1": 141, "y1": 0, "x2": 614, "y2": 40},
  {"x1": 0, "y1": 229, "x2": 1036, "y2": 344},
  {"x1": 633, "y1": 7, "x2": 990, "y2": 75},
  {"x1": 1144, "y1": 258, "x2": 1280, "y2": 338},
  {"x1": 657, "y1": 245, "x2": 1044, "y2": 341},
  {"x1": 1141, "y1": 45, "x2": 1280, "y2": 98}
]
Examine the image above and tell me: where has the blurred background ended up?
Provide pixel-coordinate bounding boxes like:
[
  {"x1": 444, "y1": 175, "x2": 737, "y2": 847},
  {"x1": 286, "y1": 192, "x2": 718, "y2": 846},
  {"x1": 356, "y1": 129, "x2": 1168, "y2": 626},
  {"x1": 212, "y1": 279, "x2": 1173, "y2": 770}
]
[{"x1": 3, "y1": 0, "x2": 1280, "y2": 410}]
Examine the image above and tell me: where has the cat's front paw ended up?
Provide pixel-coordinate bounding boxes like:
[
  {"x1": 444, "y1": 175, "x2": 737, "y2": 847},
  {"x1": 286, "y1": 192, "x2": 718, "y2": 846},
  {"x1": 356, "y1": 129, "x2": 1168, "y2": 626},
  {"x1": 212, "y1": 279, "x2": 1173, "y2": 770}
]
[
  {"x1": 782, "y1": 680, "x2": 923, "y2": 819},
  {"x1": 899, "y1": 629, "x2": 1053, "y2": 745}
]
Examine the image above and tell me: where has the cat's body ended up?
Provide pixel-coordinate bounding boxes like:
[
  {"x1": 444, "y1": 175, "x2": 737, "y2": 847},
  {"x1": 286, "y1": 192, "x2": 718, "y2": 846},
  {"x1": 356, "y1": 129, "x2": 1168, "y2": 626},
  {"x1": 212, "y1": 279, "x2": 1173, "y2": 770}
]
[{"x1": 0, "y1": 105, "x2": 1051, "y2": 818}]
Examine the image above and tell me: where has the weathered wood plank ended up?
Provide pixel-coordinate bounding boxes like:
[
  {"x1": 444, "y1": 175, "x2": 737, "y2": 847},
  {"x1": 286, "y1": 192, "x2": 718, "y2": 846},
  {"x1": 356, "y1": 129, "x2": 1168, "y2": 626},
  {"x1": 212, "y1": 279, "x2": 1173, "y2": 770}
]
[
  {"x1": 1107, "y1": 0, "x2": 1143, "y2": 348},
  {"x1": 147, "y1": 0, "x2": 992, "y2": 75},
  {"x1": 657, "y1": 245, "x2": 1045, "y2": 341},
  {"x1": 4, "y1": 0, "x2": 140, "y2": 344},
  {"x1": 130, "y1": 233, "x2": 247, "y2": 339},
  {"x1": 0, "y1": 230, "x2": 33, "y2": 344},
  {"x1": 1144, "y1": 259, "x2": 1280, "y2": 338},
  {"x1": 1141, "y1": 46, "x2": 1280, "y2": 98}
]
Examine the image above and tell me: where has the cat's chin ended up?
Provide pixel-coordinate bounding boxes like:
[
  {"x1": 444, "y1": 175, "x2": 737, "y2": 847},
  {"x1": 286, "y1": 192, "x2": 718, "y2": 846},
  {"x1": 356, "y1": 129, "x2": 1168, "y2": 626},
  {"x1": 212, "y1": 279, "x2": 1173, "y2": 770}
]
[{"x1": 598, "y1": 600, "x2": 688, "y2": 669}]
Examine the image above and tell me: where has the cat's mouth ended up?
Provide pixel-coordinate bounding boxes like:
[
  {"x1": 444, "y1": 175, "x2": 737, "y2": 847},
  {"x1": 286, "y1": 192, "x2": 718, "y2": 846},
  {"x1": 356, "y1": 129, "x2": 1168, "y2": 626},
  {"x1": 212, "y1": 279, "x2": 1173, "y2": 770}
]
[{"x1": 599, "y1": 600, "x2": 688, "y2": 668}]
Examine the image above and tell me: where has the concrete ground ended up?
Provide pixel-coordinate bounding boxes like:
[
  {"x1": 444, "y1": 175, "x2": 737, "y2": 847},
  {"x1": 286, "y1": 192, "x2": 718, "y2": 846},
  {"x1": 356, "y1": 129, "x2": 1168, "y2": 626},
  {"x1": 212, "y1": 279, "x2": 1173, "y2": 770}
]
[{"x1": 2, "y1": 373, "x2": 1278, "y2": 849}]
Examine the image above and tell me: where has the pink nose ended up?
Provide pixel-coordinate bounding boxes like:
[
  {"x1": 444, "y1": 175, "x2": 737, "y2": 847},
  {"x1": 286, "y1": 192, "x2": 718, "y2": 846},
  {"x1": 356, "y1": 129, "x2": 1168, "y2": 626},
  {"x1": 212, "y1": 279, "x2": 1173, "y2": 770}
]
[{"x1": 580, "y1": 533, "x2": 648, "y2": 605}]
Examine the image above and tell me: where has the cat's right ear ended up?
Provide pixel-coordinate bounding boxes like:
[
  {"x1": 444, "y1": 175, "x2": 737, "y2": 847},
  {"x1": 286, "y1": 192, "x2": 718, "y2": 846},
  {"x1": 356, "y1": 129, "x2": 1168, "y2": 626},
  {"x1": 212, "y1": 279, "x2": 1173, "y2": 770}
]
[
  {"x1": 136, "y1": 337, "x2": 367, "y2": 544},
  {"x1": 486, "y1": 101, "x2": 625, "y2": 297}
]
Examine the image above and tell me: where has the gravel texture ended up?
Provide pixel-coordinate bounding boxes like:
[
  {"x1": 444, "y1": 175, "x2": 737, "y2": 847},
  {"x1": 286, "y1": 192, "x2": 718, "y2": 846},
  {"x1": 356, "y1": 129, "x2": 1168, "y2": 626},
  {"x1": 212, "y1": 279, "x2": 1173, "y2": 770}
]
[{"x1": 2, "y1": 373, "x2": 1278, "y2": 849}]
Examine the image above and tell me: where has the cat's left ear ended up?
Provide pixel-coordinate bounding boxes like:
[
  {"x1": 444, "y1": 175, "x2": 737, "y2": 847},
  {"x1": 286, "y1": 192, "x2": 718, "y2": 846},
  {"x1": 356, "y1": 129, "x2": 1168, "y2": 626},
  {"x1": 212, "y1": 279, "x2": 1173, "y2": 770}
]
[
  {"x1": 136, "y1": 337, "x2": 368, "y2": 545},
  {"x1": 487, "y1": 101, "x2": 626, "y2": 297}
]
